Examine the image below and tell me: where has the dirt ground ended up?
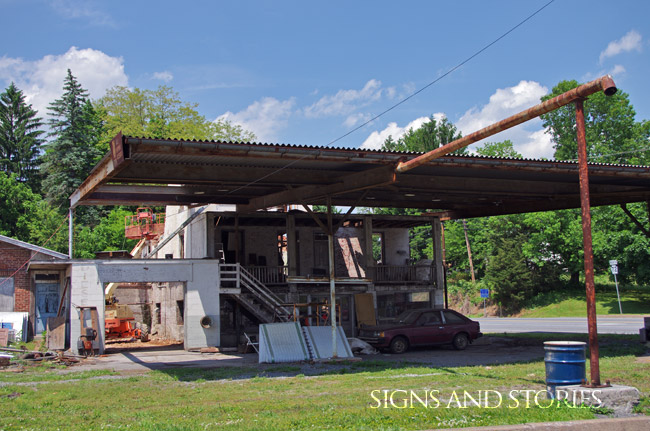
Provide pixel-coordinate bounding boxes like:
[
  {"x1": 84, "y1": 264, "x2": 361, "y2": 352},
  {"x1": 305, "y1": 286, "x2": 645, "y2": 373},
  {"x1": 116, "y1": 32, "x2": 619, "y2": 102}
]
[{"x1": 60, "y1": 335, "x2": 544, "y2": 374}]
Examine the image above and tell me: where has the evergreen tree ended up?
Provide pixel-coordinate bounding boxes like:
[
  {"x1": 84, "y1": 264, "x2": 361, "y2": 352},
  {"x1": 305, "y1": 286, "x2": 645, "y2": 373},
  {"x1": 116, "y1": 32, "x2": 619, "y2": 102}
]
[
  {"x1": 41, "y1": 70, "x2": 104, "y2": 211},
  {"x1": 0, "y1": 83, "x2": 44, "y2": 189}
]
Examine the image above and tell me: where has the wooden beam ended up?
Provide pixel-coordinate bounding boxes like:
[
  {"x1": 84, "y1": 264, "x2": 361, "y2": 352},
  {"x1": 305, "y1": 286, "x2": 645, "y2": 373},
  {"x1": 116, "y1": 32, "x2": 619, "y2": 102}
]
[{"x1": 236, "y1": 165, "x2": 396, "y2": 213}]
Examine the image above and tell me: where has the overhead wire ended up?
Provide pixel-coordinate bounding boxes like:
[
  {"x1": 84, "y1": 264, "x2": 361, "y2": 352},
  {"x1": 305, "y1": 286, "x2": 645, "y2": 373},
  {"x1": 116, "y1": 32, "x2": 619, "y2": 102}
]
[{"x1": 227, "y1": 0, "x2": 556, "y2": 196}]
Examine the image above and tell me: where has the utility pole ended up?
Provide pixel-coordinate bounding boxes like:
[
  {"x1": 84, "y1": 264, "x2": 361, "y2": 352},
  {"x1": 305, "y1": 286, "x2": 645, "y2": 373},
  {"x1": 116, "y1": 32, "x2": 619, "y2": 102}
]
[{"x1": 462, "y1": 219, "x2": 476, "y2": 283}]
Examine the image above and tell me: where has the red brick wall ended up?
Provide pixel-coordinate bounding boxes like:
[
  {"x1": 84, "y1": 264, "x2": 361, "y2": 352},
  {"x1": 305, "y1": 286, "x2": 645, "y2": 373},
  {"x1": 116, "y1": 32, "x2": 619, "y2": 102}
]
[{"x1": 0, "y1": 242, "x2": 34, "y2": 313}]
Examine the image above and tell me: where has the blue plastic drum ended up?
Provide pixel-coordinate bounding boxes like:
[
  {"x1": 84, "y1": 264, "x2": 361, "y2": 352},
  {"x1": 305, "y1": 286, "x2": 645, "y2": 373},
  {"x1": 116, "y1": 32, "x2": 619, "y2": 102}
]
[{"x1": 544, "y1": 341, "x2": 586, "y2": 397}]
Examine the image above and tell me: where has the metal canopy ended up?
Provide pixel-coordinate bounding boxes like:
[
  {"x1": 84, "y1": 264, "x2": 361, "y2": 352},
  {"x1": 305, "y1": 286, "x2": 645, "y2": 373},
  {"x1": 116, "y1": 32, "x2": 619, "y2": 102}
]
[{"x1": 70, "y1": 133, "x2": 650, "y2": 219}]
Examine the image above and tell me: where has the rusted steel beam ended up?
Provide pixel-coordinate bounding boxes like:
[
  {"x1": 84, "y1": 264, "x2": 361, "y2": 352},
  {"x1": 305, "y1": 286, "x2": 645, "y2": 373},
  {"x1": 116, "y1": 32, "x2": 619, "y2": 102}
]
[
  {"x1": 69, "y1": 133, "x2": 130, "y2": 208},
  {"x1": 576, "y1": 99, "x2": 600, "y2": 387},
  {"x1": 395, "y1": 75, "x2": 617, "y2": 173},
  {"x1": 620, "y1": 204, "x2": 650, "y2": 238},
  {"x1": 237, "y1": 165, "x2": 396, "y2": 213}
]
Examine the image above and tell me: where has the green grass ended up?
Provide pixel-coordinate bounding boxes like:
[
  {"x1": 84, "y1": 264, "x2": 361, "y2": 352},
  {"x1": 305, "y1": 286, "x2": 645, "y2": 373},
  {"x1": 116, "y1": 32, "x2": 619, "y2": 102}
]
[
  {"x1": 1, "y1": 335, "x2": 648, "y2": 430},
  {"x1": 519, "y1": 281, "x2": 650, "y2": 317}
]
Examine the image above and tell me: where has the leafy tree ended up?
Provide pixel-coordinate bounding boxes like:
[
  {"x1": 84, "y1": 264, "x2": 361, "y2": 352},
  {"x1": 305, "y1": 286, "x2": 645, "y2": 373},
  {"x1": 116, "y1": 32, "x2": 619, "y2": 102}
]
[
  {"x1": 382, "y1": 116, "x2": 465, "y2": 154},
  {"x1": 475, "y1": 140, "x2": 522, "y2": 158},
  {"x1": 540, "y1": 80, "x2": 650, "y2": 164},
  {"x1": 98, "y1": 85, "x2": 256, "y2": 142},
  {"x1": 0, "y1": 172, "x2": 41, "y2": 239},
  {"x1": 40, "y1": 69, "x2": 104, "y2": 211},
  {"x1": 74, "y1": 207, "x2": 139, "y2": 258},
  {"x1": 0, "y1": 83, "x2": 44, "y2": 189}
]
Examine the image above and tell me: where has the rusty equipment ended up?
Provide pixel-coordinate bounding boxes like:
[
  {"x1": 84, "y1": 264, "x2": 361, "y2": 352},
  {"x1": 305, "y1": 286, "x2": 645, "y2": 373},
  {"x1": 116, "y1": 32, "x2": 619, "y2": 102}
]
[
  {"x1": 125, "y1": 207, "x2": 165, "y2": 240},
  {"x1": 105, "y1": 297, "x2": 149, "y2": 343},
  {"x1": 77, "y1": 307, "x2": 100, "y2": 357}
]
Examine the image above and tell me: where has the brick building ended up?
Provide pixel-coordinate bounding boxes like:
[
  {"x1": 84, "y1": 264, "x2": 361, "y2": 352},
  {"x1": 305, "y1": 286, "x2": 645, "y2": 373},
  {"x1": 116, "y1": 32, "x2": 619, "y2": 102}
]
[{"x1": 0, "y1": 235, "x2": 68, "y2": 337}]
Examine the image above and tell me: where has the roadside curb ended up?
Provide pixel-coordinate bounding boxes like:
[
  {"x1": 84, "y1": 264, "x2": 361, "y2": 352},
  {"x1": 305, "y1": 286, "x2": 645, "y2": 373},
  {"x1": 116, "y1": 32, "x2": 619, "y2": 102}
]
[{"x1": 433, "y1": 416, "x2": 650, "y2": 431}]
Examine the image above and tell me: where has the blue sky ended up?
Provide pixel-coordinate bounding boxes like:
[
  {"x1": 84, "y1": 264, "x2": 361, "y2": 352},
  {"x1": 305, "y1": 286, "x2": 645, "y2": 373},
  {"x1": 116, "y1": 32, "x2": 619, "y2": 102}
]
[{"x1": 1, "y1": 0, "x2": 648, "y2": 158}]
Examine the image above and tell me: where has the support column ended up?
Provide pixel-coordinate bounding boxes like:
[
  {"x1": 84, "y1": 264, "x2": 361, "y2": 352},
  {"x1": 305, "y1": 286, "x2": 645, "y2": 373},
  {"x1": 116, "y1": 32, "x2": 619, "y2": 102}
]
[
  {"x1": 432, "y1": 217, "x2": 445, "y2": 309},
  {"x1": 576, "y1": 99, "x2": 600, "y2": 386},
  {"x1": 363, "y1": 215, "x2": 374, "y2": 278},
  {"x1": 287, "y1": 214, "x2": 297, "y2": 276},
  {"x1": 68, "y1": 208, "x2": 74, "y2": 259},
  {"x1": 326, "y1": 197, "x2": 338, "y2": 358}
]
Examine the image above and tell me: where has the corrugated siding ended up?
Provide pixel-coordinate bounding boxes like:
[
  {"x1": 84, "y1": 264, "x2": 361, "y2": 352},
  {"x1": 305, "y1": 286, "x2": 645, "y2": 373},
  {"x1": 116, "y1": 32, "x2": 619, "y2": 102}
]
[
  {"x1": 258, "y1": 321, "x2": 310, "y2": 363},
  {"x1": 303, "y1": 325, "x2": 353, "y2": 359}
]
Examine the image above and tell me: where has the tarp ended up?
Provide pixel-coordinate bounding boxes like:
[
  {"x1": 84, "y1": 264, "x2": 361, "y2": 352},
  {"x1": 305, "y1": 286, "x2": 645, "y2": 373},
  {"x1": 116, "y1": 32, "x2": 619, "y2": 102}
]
[
  {"x1": 0, "y1": 312, "x2": 29, "y2": 342},
  {"x1": 258, "y1": 321, "x2": 310, "y2": 363},
  {"x1": 302, "y1": 325, "x2": 354, "y2": 359}
]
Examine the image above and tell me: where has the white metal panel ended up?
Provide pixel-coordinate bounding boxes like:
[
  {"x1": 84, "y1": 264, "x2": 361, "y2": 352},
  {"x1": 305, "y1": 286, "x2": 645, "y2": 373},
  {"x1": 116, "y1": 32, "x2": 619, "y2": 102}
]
[
  {"x1": 302, "y1": 326, "x2": 354, "y2": 359},
  {"x1": 258, "y1": 321, "x2": 310, "y2": 363},
  {"x1": 0, "y1": 312, "x2": 29, "y2": 342}
]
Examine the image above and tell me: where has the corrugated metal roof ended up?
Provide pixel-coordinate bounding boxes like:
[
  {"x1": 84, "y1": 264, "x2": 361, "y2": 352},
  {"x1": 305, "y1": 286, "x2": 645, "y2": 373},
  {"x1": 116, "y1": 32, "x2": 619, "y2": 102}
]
[{"x1": 122, "y1": 134, "x2": 648, "y2": 168}]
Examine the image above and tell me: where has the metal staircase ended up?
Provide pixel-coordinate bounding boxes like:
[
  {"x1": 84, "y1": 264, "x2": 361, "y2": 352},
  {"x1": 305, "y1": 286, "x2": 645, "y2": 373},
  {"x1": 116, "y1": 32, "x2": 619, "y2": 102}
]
[{"x1": 220, "y1": 263, "x2": 292, "y2": 324}]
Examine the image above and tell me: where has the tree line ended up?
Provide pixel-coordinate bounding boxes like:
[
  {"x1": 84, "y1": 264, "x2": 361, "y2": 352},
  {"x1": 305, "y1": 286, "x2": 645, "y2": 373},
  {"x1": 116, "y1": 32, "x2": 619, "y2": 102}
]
[{"x1": 0, "y1": 70, "x2": 254, "y2": 257}]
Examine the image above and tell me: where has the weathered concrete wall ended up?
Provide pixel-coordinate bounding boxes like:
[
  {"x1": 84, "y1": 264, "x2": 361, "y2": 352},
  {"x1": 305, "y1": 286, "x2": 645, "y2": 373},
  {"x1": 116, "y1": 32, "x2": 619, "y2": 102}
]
[
  {"x1": 243, "y1": 226, "x2": 282, "y2": 266},
  {"x1": 382, "y1": 228, "x2": 410, "y2": 266},
  {"x1": 69, "y1": 259, "x2": 220, "y2": 353},
  {"x1": 69, "y1": 262, "x2": 106, "y2": 354}
]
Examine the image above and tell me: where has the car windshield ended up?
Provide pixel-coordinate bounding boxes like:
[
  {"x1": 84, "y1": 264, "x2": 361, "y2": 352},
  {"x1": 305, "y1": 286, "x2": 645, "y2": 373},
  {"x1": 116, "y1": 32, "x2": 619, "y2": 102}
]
[{"x1": 394, "y1": 311, "x2": 421, "y2": 324}]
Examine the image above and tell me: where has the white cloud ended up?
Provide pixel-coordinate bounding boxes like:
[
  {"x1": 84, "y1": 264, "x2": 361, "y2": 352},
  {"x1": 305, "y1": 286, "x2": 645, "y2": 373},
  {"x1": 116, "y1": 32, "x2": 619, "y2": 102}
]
[
  {"x1": 304, "y1": 79, "x2": 383, "y2": 118},
  {"x1": 457, "y1": 80, "x2": 555, "y2": 159},
  {"x1": 609, "y1": 64, "x2": 626, "y2": 77},
  {"x1": 217, "y1": 97, "x2": 295, "y2": 142},
  {"x1": 152, "y1": 71, "x2": 174, "y2": 83},
  {"x1": 360, "y1": 116, "x2": 431, "y2": 150},
  {"x1": 0, "y1": 47, "x2": 128, "y2": 117},
  {"x1": 599, "y1": 30, "x2": 642, "y2": 63},
  {"x1": 343, "y1": 112, "x2": 372, "y2": 128},
  {"x1": 50, "y1": 0, "x2": 115, "y2": 27}
]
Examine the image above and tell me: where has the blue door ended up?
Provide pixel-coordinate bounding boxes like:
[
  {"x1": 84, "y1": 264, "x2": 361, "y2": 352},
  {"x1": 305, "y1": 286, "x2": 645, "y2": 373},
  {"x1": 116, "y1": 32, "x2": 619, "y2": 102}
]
[{"x1": 36, "y1": 283, "x2": 59, "y2": 334}]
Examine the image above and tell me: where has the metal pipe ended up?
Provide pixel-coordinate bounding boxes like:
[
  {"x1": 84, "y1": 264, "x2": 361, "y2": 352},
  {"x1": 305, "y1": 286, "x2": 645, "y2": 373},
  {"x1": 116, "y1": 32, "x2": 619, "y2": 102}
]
[
  {"x1": 396, "y1": 75, "x2": 617, "y2": 173},
  {"x1": 68, "y1": 208, "x2": 74, "y2": 259},
  {"x1": 576, "y1": 99, "x2": 600, "y2": 386},
  {"x1": 327, "y1": 197, "x2": 338, "y2": 358}
]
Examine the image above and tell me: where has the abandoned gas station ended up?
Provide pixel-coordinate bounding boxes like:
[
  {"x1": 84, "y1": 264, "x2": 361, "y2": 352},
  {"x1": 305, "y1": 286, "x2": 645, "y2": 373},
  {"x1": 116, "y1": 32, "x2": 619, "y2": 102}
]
[{"x1": 29, "y1": 76, "x2": 650, "y2": 386}]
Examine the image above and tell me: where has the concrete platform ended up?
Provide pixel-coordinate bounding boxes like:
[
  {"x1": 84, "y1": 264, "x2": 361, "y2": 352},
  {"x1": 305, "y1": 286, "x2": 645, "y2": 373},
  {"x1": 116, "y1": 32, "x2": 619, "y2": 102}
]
[
  {"x1": 436, "y1": 416, "x2": 650, "y2": 431},
  {"x1": 554, "y1": 384, "x2": 641, "y2": 416}
]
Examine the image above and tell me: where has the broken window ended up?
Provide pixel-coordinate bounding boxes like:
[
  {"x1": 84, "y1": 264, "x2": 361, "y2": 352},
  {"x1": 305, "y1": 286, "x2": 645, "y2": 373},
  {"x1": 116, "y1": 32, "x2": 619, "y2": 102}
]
[{"x1": 155, "y1": 303, "x2": 161, "y2": 325}]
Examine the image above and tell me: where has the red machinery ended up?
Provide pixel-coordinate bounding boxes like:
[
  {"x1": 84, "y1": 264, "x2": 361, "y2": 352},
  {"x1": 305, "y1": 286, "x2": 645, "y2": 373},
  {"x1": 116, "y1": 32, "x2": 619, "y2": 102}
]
[{"x1": 124, "y1": 207, "x2": 165, "y2": 240}]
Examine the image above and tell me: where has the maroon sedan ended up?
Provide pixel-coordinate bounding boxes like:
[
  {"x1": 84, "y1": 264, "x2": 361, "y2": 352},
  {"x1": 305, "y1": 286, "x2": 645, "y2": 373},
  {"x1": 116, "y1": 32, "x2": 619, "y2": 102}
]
[{"x1": 358, "y1": 309, "x2": 482, "y2": 354}]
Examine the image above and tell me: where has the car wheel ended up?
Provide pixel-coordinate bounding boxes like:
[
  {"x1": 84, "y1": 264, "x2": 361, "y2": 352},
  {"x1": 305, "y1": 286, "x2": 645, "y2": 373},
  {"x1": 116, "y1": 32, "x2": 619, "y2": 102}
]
[
  {"x1": 452, "y1": 333, "x2": 469, "y2": 350},
  {"x1": 389, "y1": 336, "x2": 409, "y2": 354}
]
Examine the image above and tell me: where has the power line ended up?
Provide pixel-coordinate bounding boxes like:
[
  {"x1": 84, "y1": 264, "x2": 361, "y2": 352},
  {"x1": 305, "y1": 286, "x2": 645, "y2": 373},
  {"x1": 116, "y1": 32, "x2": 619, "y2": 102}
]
[
  {"x1": 328, "y1": 0, "x2": 556, "y2": 147},
  {"x1": 228, "y1": 0, "x2": 556, "y2": 196}
]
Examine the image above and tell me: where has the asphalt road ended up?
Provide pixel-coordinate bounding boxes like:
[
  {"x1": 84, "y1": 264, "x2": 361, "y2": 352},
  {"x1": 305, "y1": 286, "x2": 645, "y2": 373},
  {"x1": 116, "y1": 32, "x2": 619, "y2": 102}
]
[{"x1": 475, "y1": 316, "x2": 645, "y2": 334}]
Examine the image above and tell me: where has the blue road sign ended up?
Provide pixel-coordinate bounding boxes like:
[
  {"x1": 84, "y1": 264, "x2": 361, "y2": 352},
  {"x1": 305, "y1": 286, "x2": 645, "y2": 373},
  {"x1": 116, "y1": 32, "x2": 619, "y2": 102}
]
[{"x1": 480, "y1": 289, "x2": 489, "y2": 298}]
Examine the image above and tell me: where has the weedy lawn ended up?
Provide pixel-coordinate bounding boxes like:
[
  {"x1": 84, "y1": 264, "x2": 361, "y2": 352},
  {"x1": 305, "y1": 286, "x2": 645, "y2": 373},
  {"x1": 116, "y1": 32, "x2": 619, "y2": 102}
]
[{"x1": 1, "y1": 334, "x2": 648, "y2": 430}]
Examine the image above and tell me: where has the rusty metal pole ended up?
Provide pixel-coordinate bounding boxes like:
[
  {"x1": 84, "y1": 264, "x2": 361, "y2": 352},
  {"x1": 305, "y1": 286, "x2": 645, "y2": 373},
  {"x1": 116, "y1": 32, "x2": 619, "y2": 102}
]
[
  {"x1": 326, "y1": 197, "x2": 338, "y2": 358},
  {"x1": 575, "y1": 99, "x2": 600, "y2": 386}
]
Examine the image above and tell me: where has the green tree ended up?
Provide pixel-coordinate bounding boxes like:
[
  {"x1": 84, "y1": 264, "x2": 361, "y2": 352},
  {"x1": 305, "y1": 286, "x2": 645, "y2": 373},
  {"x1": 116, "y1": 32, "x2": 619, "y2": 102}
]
[
  {"x1": 540, "y1": 80, "x2": 650, "y2": 164},
  {"x1": 41, "y1": 69, "x2": 104, "y2": 211},
  {"x1": 475, "y1": 140, "x2": 522, "y2": 158},
  {"x1": 98, "y1": 85, "x2": 256, "y2": 142},
  {"x1": 0, "y1": 83, "x2": 44, "y2": 188},
  {"x1": 0, "y1": 172, "x2": 41, "y2": 239},
  {"x1": 382, "y1": 116, "x2": 465, "y2": 153}
]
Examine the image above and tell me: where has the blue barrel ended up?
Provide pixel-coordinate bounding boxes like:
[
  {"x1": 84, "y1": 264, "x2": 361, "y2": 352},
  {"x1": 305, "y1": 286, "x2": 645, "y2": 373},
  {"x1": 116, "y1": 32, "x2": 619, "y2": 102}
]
[{"x1": 544, "y1": 341, "x2": 586, "y2": 397}]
